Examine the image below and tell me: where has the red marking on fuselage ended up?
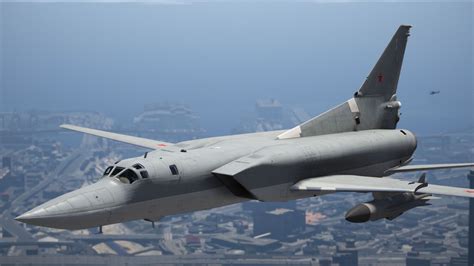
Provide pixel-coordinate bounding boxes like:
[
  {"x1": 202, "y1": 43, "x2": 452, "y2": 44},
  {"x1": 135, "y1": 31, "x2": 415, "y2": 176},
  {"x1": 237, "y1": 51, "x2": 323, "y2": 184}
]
[
  {"x1": 158, "y1": 144, "x2": 167, "y2": 147},
  {"x1": 465, "y1": 189, "x2": 474, "y2": 194}
]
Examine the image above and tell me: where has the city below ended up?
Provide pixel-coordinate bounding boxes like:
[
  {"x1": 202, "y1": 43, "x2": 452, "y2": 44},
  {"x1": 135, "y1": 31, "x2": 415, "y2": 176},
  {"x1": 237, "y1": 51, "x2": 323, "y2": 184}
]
[{"x1": 0, "y1": 101, "x2": 472, "y2": 266}]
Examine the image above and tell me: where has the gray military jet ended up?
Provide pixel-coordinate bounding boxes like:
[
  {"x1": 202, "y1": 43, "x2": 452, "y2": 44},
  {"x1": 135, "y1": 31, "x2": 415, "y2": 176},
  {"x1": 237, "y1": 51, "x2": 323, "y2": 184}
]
[{"x1": 16, "y1": 25, "x2": 474, "y2": 229}]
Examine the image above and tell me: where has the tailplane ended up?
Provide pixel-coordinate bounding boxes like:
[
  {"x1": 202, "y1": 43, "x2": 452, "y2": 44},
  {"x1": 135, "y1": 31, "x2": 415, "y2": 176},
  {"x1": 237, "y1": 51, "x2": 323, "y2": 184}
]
[{"x1": 278, "y1": 25, "x2": 411, "y2": 139}]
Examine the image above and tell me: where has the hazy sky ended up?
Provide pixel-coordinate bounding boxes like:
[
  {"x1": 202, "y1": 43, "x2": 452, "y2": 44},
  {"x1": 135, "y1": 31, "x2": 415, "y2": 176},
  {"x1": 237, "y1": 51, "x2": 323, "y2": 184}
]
[{"x1": 1, "y1": 1, "x2": 472, "y2": 135}]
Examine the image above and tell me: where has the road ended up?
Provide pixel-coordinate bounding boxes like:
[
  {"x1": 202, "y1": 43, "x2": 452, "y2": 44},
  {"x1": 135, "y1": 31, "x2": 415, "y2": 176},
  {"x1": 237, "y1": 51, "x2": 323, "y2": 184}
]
[{"x1": 1, "y1": 149, "x2": 88, "y2": 241}]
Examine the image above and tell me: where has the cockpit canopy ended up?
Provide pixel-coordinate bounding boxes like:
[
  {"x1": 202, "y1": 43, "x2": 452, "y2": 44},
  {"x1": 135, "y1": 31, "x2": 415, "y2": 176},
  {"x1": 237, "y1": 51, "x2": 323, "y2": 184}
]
[{"x1": 102, "y1": 163, "x2": 149, "y2": 184}]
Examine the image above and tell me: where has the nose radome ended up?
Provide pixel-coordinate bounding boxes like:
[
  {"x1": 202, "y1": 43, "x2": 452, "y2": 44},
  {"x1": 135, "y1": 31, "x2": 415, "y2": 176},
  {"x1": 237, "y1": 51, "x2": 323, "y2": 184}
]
[
  {"x1": 15, "y1": 196, "x2": 112, "y2": 230},
  {"x1": 15, "y1": 179, "x2": 119, "y2": 229},
  {"x1": 14, "y1": 200, "x2": 72, "y2": 228},
  {"x1": 15, "y1": 207, "x2": 47, "y2": 223}
]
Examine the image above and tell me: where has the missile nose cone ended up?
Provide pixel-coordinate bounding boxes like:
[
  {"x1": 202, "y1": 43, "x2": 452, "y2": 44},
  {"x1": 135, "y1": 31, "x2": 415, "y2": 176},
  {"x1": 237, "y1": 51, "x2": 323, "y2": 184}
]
[{"x1": 345, "y1": 204, "x2": 371, "y2": 223}]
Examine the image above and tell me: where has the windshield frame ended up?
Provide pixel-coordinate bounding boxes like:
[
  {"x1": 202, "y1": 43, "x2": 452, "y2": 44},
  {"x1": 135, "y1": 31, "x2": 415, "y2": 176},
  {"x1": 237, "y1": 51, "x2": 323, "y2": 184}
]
[
  {"x1": 103, "y1": 162, "x2": 150, "y2": 184},
  {"x1": 103, "y1": 166, "x2": 113, "y2": 176}
]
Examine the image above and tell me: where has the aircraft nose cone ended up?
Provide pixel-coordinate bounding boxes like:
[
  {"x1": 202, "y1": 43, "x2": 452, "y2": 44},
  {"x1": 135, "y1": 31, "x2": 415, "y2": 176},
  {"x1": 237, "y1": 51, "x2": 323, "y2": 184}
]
[
  {"x1": 15, "y1": 212, "x2": 35, "y2": 223},
  {"x1": 15, "y1": 200, "x2": 74, "y2": 227},
  {"x1": 15, "y1": 179, "x2": 118, "y2": 229},
  {"x1": 345, "y1": 204, "x2": 371, "y2": 223},
  {"x1": 15, "y1": 208, "x2": 46, "y2": 223},
  {"x1": 15, "y1": 198, "x2": 111, "y2": 229}
]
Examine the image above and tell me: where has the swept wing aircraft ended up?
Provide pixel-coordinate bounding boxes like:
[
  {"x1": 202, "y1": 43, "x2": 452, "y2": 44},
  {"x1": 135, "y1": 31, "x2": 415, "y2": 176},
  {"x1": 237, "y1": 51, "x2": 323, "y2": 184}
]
[{"x1": 16, "y1": 25, "x2": 474, "y2": 229}]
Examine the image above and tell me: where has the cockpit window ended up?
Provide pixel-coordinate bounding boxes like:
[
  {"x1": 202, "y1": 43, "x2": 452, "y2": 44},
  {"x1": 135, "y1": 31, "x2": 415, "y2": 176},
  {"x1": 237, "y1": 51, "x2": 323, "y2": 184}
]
[
  {"x1": 118, "y1": 169, "x2": 139, "y2": 184},
  {"x1": 140, "y1": 170, "x2": 149, "y2": 179},
  {"x1": 133, "y1": 163, "x2": 144, "y2": 170},
  {"x1": 169, "y1": 164, "x2": 179, "y2": 175},
  {"x1": 103, "y1": 166, "x2": 113, "y2": 176},
  {"x1": 111, "y1": 167, "x2": 125, "y2": 177},
  {"x1": 107, "y1": 162, "x2": 150, "y2": 184}
]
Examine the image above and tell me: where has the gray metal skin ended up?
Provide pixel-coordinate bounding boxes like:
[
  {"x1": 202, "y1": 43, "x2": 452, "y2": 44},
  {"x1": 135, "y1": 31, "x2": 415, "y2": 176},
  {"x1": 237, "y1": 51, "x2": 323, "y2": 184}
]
[
  {"x1": 16, "y1": 129, "x2": 416, "y2": 229},
  {"x1": 18, "y1": 25, "x2": 462, "y2": 230}
]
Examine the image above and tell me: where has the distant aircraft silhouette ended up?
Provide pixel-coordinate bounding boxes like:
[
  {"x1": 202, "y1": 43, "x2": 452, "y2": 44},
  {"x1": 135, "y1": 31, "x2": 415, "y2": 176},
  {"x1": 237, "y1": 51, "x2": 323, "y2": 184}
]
[{"x1": 430, "y1": 90, "x2": 440, "y2": 95}]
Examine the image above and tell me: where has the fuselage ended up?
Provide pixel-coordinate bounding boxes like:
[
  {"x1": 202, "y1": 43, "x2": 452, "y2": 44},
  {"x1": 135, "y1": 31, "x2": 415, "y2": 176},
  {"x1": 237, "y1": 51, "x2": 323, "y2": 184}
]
[{"x1": 17, "y1": 129, "x2": 416, "y2": 229}]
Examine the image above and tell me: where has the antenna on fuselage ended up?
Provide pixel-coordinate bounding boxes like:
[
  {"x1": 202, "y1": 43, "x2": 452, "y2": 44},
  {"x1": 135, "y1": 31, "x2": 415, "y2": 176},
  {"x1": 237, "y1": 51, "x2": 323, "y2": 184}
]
[{"x1": 144, "y1": 152, "x2": 148, "y2": 158}]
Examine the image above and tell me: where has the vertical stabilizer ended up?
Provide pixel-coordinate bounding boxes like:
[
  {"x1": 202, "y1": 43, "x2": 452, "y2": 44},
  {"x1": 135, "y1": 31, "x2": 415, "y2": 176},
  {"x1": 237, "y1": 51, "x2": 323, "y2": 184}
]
[
  {"x1": 278, "y1": 25, "x2": 411, "y2": 140},
  {"x1": 356, "y1": 25, "x2": 411, "y2": 100}
]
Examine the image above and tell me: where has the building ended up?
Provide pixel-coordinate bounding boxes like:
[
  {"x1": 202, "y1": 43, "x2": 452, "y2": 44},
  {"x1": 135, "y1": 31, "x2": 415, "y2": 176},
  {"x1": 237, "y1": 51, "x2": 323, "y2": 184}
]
[
  {"x1": 210, "y1": 234, "x2": 281, "y2": 253},
  {"x1": 468, "y1": 170, "x2": 474, "y2": 266},
  {"x1": 333, "y1": 241, "x2": 358, "y2": 266},
  {"x1": 406, "y1": 252, "x2": 431, "y2": 266},
  {"x1": 450, "y1": 254, "x2": 468, "y2": 266},
  {"x1": 2, "y1": 157, "x2": 12, "y2": 170},
  {"x1": 253, "y1": 207, "x2": 305, "y2": 241},
  {"x1": 233, "y1": 99, "x2": 311, "y2": 133},
  {"x1": 255, "y1": 99, "x2": 283, "y2": 124},
  {"x1": 0, "y1": 111, "x2": 113, "y2": 147},
  {"x1": 132, "y1": 103, "x2": 205, "y2": 142},
  {"x1": 242, "y1": 200, "x2": 297, "y2": 213}
]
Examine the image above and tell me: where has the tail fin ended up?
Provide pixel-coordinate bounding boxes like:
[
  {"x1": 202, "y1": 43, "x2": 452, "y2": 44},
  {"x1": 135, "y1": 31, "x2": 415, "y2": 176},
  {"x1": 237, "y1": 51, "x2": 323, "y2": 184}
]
[
  {"x1": 357, "y1": 25, "x2": 411, "y2": 100},
  {"x1": 278, "y1": 25, "x2": 411, "y2": 139}
]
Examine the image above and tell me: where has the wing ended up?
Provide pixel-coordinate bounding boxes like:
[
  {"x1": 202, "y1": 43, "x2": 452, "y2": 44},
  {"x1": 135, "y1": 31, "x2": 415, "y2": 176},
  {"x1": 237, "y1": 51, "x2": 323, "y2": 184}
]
[
  {"x1": 60, "y1": 124, "x2": 173, "y2": 150},
  {"x1": 291, "y1": 175, "x2": 474, "y2": 198},
  {"x1": 385, "y1": 163, "x2": 474, "y2": 174}
]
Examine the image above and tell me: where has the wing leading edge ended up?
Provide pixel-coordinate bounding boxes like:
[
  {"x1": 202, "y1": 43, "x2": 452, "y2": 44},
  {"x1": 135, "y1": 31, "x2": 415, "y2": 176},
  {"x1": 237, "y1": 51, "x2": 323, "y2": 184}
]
[
  {"x1": 60, "y1": 124, "x2": 173, "y2": 150},
  {"x1": 291, "y1": 175, "x2": 474, "y2": 198}
]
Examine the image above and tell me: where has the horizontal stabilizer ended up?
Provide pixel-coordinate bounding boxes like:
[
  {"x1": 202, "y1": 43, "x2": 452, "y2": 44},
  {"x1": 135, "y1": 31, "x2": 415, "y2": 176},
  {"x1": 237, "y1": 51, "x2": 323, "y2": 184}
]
[
  {"x1": 60, "y1": 124, "x2": 173, "y2": 150},
  {"x1": 292, "y1": 175, "x2": 474, "y2": 198},
  {"x1": 385, "y1": 163, "x2": 474, "y2": 174}
]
